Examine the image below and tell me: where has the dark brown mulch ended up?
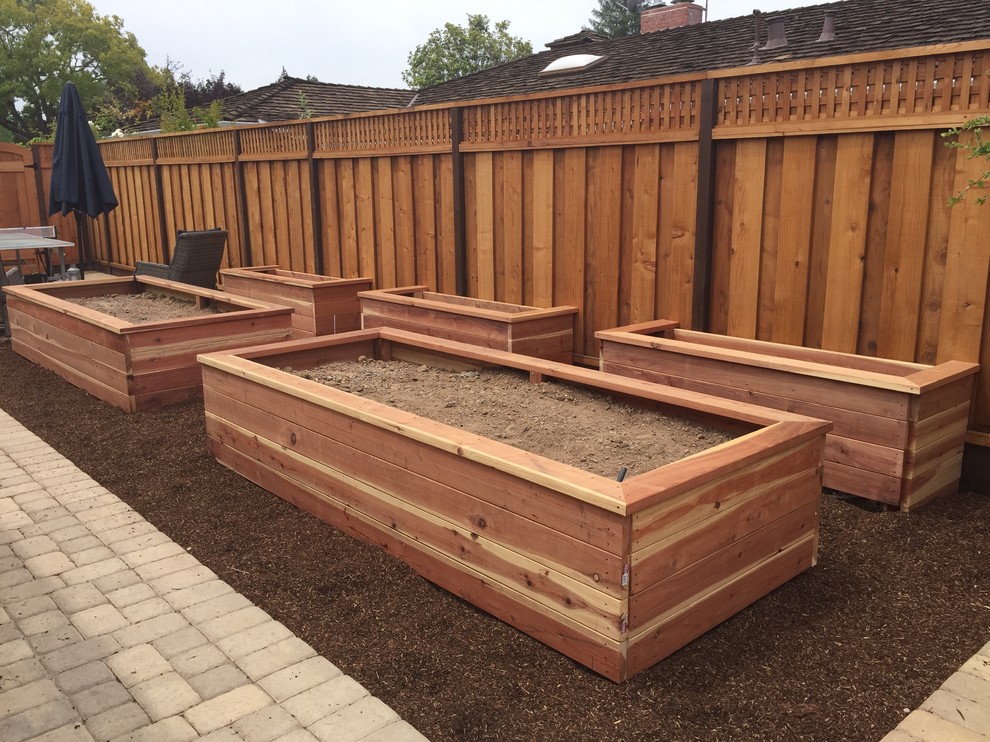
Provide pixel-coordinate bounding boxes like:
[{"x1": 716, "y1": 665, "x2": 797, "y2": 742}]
[{"x1": 1, "y1": 339, "x2": 988, "y2": 742}]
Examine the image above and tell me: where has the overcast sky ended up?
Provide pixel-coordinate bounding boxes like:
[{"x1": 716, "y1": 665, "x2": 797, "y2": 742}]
[{"x1": 87, "y1": 0, "x2": 825, "y2": 91}]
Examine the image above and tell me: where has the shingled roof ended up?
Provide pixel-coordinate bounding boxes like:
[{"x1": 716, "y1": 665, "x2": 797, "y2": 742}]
[
  {"x1": 130, "y1": 77, "x2": 415, "y2": 133},
  {"x1": 412, "y1": 0, "x2": 990, "y2": 105},
  {"x1": 221, "y1": 77, "x2": 415, "y2": 120}
]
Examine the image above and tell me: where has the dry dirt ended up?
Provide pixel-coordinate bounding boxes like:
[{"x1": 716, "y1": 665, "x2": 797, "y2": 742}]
[
  {"x1": 67, "y1": 292, "x2": 219, "y2": 323},
  {"x1": 1, "y1": 338, "x2": 989, "y2": 742},
  {"x1": 292, "y1": 359, "x2": 737, "y2": 479}
]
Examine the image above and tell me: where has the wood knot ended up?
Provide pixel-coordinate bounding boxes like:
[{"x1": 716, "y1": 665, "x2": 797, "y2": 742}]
[{"x1": 289, "y1": 432, "x2": 297, "y2": 445}]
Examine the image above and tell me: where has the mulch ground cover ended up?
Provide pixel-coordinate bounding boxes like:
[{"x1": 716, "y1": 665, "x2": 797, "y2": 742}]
[{"x1": 1, "y1": 339, "x2": 988, "y2": 741}]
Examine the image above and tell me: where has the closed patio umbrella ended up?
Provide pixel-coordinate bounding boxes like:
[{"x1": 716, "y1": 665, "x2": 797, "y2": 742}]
[{"x1": 48, "y1": 81, "x2": 118, "y2": 275}]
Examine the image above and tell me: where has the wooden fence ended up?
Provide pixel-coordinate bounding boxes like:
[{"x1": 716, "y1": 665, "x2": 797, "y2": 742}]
[
  {"x1": 0, "y1": 143, "x2": 82, "y2": 262},
  {"x1": 4, "y1": 41, "x2": 990, "y2": 443}
]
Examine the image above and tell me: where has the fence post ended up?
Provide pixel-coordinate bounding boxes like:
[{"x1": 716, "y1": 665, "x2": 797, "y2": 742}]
[
  {"x1": 233, "y1": 129, "x2": 253, "y2": 267},
  {"x1": 450, "y1": 107, "x2": 467, "y2": 297},
  {"x1": 150, "y1": 139, "x2": 171, "y2": 264},
  {"x1": 306, "y1": 121, "x2": 324, "y2": 275},
  {"x1": 691, "y1": 77, "x2": 718, "y2": 332},
  {"x1": 29, "y1": 145, "x2": 48, "y2": 226}
]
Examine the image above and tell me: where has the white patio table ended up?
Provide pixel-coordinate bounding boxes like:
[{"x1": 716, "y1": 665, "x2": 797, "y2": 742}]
[{"x1": 0, "y1": 230, "x2": 75, "y2": 281}]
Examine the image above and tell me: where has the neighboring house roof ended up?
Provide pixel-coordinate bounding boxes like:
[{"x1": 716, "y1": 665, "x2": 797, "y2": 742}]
[
  {"x1": 413, "y1": 0, "x2": 990, "y2": 105},
  {"x1": 129, "y1": 76, "x2": 415, "y2": 133},
  {"x1": 221, "y1": 77, "x2": 415, "y2": 120}
]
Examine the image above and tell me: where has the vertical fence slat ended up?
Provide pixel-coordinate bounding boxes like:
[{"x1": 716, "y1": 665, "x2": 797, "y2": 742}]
[{"x1": 820, "y1": 133, "x2": 875, "y2": 353}]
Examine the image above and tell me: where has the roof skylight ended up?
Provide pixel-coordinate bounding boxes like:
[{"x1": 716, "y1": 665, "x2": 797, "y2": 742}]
[{"x1": 540, "y1": 54, "x2": 605, "y2": 75}]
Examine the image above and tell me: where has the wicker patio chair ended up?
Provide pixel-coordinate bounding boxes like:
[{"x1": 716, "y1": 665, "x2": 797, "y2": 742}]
[{"x1": 134, "y1": 228, "x2": 228, "y2": 289}]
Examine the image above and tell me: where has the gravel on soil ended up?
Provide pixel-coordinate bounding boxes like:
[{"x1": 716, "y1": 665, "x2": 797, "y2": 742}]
[{"x1": 1, "y1": 338, "x2": 988, "y2": 742}]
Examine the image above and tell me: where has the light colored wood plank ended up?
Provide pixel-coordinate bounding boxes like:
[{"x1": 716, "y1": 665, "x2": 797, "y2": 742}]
[
  {"x1": 413, "y1": 156, "x2": 437, "y2": 290},
  {"x1": 357, "y1": 158, "x2": 378, "y2": 280},
  {"x1": 937, "y1": 136, "x2": 990, "y2": 364},
  {"x1": 474, "y1": 152, "x2": 495, "y2": 300},
  {"x1": 668, "y1": 141, "x2": 698, "y2": 328},
  {"x1": 727, "y1": 138, "x2": 766, "y2": 339},
  {"x1": 393, "y1": 156, "x2": 416, "y2": 286},
  {"x1": 877, "y1": 131, "x2": 935, "y2": 360},
  {"x1": 821, "y1": 133, "x2": 874, "y2": 352},
  {"x1": 531, "y1": 149, "x2": 554, "y2": 309},
  {"x1": 630, "y1": 144, "x2": 659, "y2": 325},
  {"x1": 916, "y1": 127, "x2": 956, "y2": 365},
  {"x1": 585, "y1": 147, "x2": 623, "y2": 357},
  {"x1": 709, "y1": 141, "x2": 735, "y2": 335},
  {"x1": 437, "y1": 155, "x2": 457, "y2": 294},
  {"x1": 553, "y1": 149, "x2": 586, "y2": 359},
  {"x1": 319, "y1": 160, "x2": 342, "y2": 277},
  {"x1": 375, "y1": 158, "x2": 396, "y2": 288},
  {"x1": 770, "y1": 137, "x2": 818, "y2": 345},
  {"x1": 500, "y1": 151, "x2": 523, "y2": 304}
]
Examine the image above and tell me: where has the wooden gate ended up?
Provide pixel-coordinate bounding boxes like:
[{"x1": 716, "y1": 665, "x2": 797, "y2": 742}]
[{"x1": 0, "y1": 144, "x2": 41, "y2": 228}]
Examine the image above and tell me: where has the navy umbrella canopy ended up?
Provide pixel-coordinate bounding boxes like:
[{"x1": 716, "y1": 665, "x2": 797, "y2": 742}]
[{"x1": 48, "y1": 81, "x2": 118, "y2": 271}]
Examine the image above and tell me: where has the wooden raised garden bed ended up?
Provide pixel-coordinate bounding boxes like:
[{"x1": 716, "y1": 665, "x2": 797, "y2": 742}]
[
  {"x1": 596, "y1": 320, "x2": 980, "y2": 512},
  {"x1": 199, "y1": 327, "x2": 829, "y2": 681},
  {"x1": 220, "y1": 265, "x2": 373, "y2": 338},
  {"x1": 359, "y1": 286, "x2": 578, "y2": 362},
  {"x1": 3, "y1": 276, "x2": 293, "y2": 412}
]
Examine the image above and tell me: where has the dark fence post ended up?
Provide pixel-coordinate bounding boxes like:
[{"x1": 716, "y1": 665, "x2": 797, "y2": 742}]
[
  {"x1": 450, "y1": 107, "x2": 467, "y2": 297},
  {"x1": 233, "y1": 129, "x2": 253, "y2": 268},
  {"x1": 150, "y1": 139, "x2": 171, "y2": 264},
  {"x1": 306, "y1": 121, "x2": 324, "y2": 275},
  {"x1": 29, "y1": 145, "x2": 48, "y2": 226},
  {"x1": 691, "y1": 77, "x2": 719, "y2": 332}
]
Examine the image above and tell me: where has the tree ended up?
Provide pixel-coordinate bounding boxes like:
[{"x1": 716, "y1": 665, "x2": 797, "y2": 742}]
[
  {"x1": 179, "y1": 70, "x2": 241, "y2": 110},
  {"x1": 403, "y1": 14, "x2": 532, "y2": 89},
  {"x1": 150, "y1": 68, "x2": 226, "y2": 133},
  {"x1": 0, "y1": 0, "x2": 152, "y2": 142},
  {"x1": 587, "y1": 0, "x2": 642, "y2": 38},
  {"x1": 944, "y1": 116, "x2": 990, "y2": 205}
]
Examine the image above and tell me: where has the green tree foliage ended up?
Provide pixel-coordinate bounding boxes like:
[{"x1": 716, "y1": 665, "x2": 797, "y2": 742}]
[
  {"x1": 151, "y1": 70, "x2": 225, "y2": 133},
  {"x1": 0, "y1": 0, "x2": 152, "y2": 141},
  {"x1": 180, "y1": 69, "x2": 241, "y2": 110},
  {"x1": 943, "y1": 116, "x2": 990, "y2": 205},
  {"x1": 403, "y1": 14, "x2": 532, "y2": 89},
  {"x1": 121, "y1": 60, "x2": 237, "y2": 134},
  {"x1": 587, "y1": 0, "x2": 641, "y2": 38}
]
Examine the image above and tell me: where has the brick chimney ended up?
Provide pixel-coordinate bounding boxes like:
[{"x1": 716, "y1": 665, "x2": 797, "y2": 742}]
[{"x1": 640, "y1": 0, "x2": 704, "y2": 33}]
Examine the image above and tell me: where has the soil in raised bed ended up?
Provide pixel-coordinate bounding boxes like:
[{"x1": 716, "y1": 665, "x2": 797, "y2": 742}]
[
  {"x1": 1, "y1": 338, "x2": 988, "y2": 742},
  {"x1": 291, "y1": 359, "x2": 737, "y2": 478},
  {"x1": 67, "y1": 292, "x2": 220, "y2": 323}
]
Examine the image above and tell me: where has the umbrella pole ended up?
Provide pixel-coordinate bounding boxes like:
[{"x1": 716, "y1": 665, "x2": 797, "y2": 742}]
[{"x1": 74, "y1": 210, "x2": 89, "y2": 278}]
